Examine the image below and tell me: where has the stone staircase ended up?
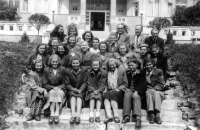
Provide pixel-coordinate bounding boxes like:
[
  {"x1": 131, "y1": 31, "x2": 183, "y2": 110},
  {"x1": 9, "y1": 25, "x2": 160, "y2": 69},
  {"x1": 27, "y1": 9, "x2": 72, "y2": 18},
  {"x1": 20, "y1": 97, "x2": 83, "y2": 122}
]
[{"x1": 6, "y1": 98, "x2": 187, "y2": 130}]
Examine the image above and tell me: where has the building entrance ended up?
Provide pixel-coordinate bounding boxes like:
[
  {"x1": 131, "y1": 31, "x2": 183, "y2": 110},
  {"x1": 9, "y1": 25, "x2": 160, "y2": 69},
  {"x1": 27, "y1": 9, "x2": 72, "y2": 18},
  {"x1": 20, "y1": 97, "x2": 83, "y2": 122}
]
[{"x1": 90, "y1": 12, "x2": 105, "y2": 31}]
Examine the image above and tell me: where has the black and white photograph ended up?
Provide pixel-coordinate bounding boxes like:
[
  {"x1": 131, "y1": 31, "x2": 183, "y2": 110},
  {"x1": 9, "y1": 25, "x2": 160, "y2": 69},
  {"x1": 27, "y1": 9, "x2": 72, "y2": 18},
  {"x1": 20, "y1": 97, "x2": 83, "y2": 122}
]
[{"x1": 0, "y1": 0, "x2": 199, "y2": 130}]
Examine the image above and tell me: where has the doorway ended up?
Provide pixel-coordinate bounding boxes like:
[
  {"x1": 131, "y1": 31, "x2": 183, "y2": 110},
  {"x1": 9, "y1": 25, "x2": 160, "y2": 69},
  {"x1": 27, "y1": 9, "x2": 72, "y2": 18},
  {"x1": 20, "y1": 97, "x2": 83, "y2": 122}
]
[{"x1": 90, "y1": 12, "x2": 105, "y2": 31}]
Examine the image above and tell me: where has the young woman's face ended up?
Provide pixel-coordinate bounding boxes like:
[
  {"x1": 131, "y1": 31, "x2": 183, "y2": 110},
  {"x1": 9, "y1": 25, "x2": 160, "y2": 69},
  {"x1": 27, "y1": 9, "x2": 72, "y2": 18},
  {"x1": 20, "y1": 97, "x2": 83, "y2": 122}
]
[
  {"x1": 70, "y1": 29, "x2": 76, "y2": 35},
  {"x1": 38, "y1": 45, "x2": 45, "y2": 55},
  {"x1": 58, "y1": 46, "x2": 65, "y2": 55},
  {"x1": 108, "y1": 61, "x2": 116, "y2": 72},
  {"x1": 110, "y1": 35, "x2": 117, "y2": 43},
  {"x1": 100, "y1": 44, "x2": 107, "y2": 53},
  {"x1": 81, "y1": 42, "x2": 89, "y2": 52},
  {"x1": 119, "y1": 45, "x2": 127, "y2": 55},
  {"x1": 52, "y1": 40, "x2": 58, "y2": 49},
  {"x1": 35, "y1": 62, "x2": 43, "y2": 72},
  {"x1": 93, "y1": 40, "x2": 99, "y2": 49},
  {"x1": 72, "y1": 60, "x2": 80, "y2": 70},
  {"x1": 85, "y1": 33, "x2": 91, "y2": 42},
  {"x1": 92, "y1": 61, "x2": 100, "y2": 71},
  {"x1": 51, "y1": 58, "x2": 59, "y2": 68},
  {"x1": 140, "y1": 47, "x2": 148, "y2": 56},
  {"x1": 58, "y1": 27, "x2": 64, "y2": 35},
  {"x1": 128, "y1": 62, "x2": 138, "y2": 71},
  {"x1": 69, "y1": 37, "x2": 76, "y2": 47}
]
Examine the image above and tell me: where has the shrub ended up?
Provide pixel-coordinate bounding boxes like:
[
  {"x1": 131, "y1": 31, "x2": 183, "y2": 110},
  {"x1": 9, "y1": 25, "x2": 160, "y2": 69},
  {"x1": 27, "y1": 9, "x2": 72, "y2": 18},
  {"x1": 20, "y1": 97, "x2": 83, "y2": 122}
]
[{"x1": 20, "y1": 32, "x2": 30, "y2": 43}]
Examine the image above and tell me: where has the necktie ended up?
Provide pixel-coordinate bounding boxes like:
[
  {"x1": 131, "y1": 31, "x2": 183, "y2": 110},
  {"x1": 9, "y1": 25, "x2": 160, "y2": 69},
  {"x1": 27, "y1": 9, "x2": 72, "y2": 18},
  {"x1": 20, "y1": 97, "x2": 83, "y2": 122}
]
[
  {"x1": 136, "y1": 36, "x2": 139, "y2": 47},
  {"x1": 117, "y1": 34, "x2": 121, "y2": 40}
]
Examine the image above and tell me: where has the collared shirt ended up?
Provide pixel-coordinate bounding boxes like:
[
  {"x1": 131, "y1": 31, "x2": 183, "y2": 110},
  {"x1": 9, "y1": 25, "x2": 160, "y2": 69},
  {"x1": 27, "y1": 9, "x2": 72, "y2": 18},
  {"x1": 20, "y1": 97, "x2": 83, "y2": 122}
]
[
  {"x1": 108, "y1": 69, "x2": 118, "y2": 90},
  {"x1": 71, "y1": 68, "x2": 81, "y2": 76},
  {"x1": 53, "y1": 69, "x2": 57, "y2": 75},
  {"x1": 90, "y1": 48, "x2": 100, "y2": 53},
  {"x1": 146, "y1": 70, "x2": 153, "y2": 83},
  {"x1": 135, "y1": 35, "x2": 140, "y2": 45}
]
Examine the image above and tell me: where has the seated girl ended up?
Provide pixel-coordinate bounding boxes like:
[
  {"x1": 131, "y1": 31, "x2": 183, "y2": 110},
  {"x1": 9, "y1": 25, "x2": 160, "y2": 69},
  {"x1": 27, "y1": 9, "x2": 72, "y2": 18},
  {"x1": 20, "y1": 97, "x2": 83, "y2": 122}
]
[
  {"x1": 90, "y1": 37, "x2": 100, "y2": 53},
  {"x1": 42, "y1": 54, "x2": 67, "y2": 124},
  {"x1": 65, "y1": 56, "x2": 88, "y2": 125},
  {"x1": 107, "y1": 33, "x2": 118, "y2": 53},
  {"x1": 47, "y1": 37, "x2": 59, "y2": 55},
  {"x1": 26, "y1": 59, "x2": 47, "y2": 121},
  {"x1": 104, "y1": 58, "x2": 128, "y2": 124},
  {"x1": 27, "y1": 43, "x2": 49, "y2": 70},
  {"x1": 67, "y1": 23, "x2": 81, "y2": 43},
  {"x1": 86, "y1": 60, "x2": 107, "y2": 123},
  {"x1": 67, "y1": 35, "x2": 81, "y2": 53},
  {"x1": 78, "y1": 31, "x2": 94, "y2": 47}
]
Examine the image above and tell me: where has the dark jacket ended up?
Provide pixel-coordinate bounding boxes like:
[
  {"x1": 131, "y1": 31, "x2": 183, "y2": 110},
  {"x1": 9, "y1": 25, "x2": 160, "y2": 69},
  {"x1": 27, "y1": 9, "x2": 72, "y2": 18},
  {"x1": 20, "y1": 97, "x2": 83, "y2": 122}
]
[
  {"x1": 50, "y1": 32, "x2": 67, "y2": 42},
  {"x1": 94, "y1": 52, "x2": 113, "y2": 70},
  {"x1": 144, "y1": 36, "x2": 165, "y2": 51},
  {"x1": 126, "y1": 69, "x2": 146, "y2": 96},
  {"x1": 43, "y1": 66, "x2": 67, "y2": 93},
  {"x1": 64, "y1": 67, "x2": 88, "y2": 92},
  {"x1": 75, "y1": 51, "x2": 95, "y2": 68},
  {"x1": 27, "y1": 53, "x2": 49, "y2": 70},
  {"x1": 141, "y1": 68, "x2": 165, "y2": 91},
  {"x1": 107, "y1": 68, "x2": 128, "y2": 92}
]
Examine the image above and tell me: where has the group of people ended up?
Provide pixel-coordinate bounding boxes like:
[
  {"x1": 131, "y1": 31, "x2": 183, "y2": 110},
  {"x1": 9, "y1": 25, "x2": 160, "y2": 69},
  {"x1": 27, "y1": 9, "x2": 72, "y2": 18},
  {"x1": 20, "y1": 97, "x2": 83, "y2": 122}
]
[{"x1": 24, "y1": 23, "x2": 171, "y2": 128}]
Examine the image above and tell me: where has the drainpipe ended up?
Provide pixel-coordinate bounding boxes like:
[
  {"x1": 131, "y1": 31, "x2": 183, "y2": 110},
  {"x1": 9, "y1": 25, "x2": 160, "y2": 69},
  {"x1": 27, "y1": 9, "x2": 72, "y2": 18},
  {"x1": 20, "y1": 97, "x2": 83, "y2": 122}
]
[{"x1": 52, "y1": 11, "x2": 55, "y2": 23}]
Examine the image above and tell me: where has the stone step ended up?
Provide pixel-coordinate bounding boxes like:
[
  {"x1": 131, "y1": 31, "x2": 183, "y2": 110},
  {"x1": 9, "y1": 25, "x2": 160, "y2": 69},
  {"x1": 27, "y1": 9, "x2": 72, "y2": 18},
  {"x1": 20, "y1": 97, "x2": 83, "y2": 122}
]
[{"x1": 6, "y1": 116, "x2": 186, "y2": 130}]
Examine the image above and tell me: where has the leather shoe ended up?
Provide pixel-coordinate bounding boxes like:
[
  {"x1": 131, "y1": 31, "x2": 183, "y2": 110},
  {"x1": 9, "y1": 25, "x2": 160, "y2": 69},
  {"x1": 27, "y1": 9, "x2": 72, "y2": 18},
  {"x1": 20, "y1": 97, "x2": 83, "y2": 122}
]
[
  {"x1": 89, "y1": 117, "x2": 94, "y2": 123},
  {"x1": 104, "y1": 118, "x2": 113, "y2": 124},
  {"x1": 48, "y1": 116, "x2": 54, "y2": 124},
  {"x1": 155, "y1": 117, "x2": 162, "y2": 124},
  {"x1": 135, "y1": 119, "x2": 141, "y2": 128},
  {"x1": 75, "y1": 116, "x2": 81, "y2": 125},
  {"x1": 70, "y1": 117, "x2": 75, "y2": 125},
  {"x1": 35, "y1": 115, "x2": 41, "y2": 121},
  {"x1": 54, "y1": 116, "x2": 59, "y2": 124},
  {"x1": 26, "y1": 114, "x2": 34, "y2": 121},
  {"x1": 95, "y1": 117, "x2": 101, "y2": 123},
  {"x1": 149, "y1": 115, "x2": 155, "y2": 124},
  {"x1": 122, "y1": 116, "x2": 130, "y2": 124}
]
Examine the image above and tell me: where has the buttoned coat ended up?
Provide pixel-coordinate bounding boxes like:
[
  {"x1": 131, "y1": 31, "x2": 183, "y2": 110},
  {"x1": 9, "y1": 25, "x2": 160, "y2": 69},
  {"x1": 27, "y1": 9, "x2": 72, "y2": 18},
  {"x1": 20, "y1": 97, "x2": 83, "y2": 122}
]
[
  {"x1": 144, "y1": 36, "x2": 165, "y2": 51},
  {"x1": 141, "y1": 68, "x2": 165, "y2": 91},
  {"x1": 75, "y1": 51, "x2": 95, "y2": 68},
  {"x1": 94, "y1": 52, "x2": 113, "y2": 70},
  {"x1": 43, "y1": 66, "x2": 67, "y2": 93},
  {"x1": 107, "y1": 68, "x2": 128, "y2": 92},
  {"x1": 85, "y1": 68, "x2": 107, "y2": 100}
]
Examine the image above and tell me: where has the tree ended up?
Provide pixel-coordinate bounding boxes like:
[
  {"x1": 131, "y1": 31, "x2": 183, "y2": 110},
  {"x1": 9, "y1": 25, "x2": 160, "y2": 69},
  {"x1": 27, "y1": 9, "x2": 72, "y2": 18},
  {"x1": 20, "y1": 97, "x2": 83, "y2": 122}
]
[
  {"x1": 148, "y1": 17, "x2": 172, "y2": 32},
  {"x1": 0, "y1": 1, "x2": 21, "y2": 21},
  {"x1": 183, "y1": 1, "x2": 200, "y2": 26},
  {"x1": 171, "y1": 7, "x2": 188, "y2": 26},
  {"x1": 28, "y1": 14, "x2": 51, "y2": 36}
]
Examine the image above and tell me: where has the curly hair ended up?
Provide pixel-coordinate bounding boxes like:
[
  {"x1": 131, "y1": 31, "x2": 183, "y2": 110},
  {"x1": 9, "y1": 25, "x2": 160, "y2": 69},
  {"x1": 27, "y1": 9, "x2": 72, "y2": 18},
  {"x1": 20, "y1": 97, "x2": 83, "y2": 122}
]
[
  {"x1": 31, "y1": 59, "x2": 45, "y2": 72},
  {"x1": 48, "y1": 54, "x2": 62, "y2": 67},
  {"x1": 116, "y1": 43, "x2": 129, "y2": 54},
  {"x1": 55, "y1": 43, "x2": 70, "y2": 57},
  {"x1": 107, "y1": 58, "x2": 120, "y2": 70},
  {"x1": 116, "y1": 23, "x2": 130, "y2": 34},
  {"x1": 67, "y1": 23, "x2": 78, "y2": 36},
  {"x1": 99, "y1": 41, "x2": 109, "y2": 52},
  {"x1": 82, "y1": 31, "x2": 94, "y2": 42}
]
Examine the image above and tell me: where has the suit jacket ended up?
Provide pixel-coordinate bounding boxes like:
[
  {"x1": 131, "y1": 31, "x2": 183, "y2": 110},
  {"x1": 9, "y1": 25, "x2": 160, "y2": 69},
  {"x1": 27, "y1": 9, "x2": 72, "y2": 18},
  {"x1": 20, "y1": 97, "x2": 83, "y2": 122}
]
[
  {"x1": 64, "y1": 67, "x2": 88, "y2": 92},
  {"x1": 126, "y1": 69, "x2": 146, "y2": 96},
  {"x1": 27, "y1": 53, "x2": 49, "y2": 70},
  {"x1": 105, "y1": 32, "x2": 130, "y2": 46},
  {"x1": 43, "y1": 66, "x2": 67, "y2": 93},
  {"x1": 141, "y1": 68, "x2": 165, "y2": 91},
  {"x1": 107, "y1": 68, "x2": 128, "y2": 91},
  {"x1": 144, "y1": 36, "x2": 165, "y2": 51},
  {"x1": 94, "y1": 52, "x2": 113, "y2": 70},
  {"x1": 75, "y1": 51, "x2": 95, "y2": 68},
  {"x1": 130, "y1": 34, "x2": 146, "y2": 50}
]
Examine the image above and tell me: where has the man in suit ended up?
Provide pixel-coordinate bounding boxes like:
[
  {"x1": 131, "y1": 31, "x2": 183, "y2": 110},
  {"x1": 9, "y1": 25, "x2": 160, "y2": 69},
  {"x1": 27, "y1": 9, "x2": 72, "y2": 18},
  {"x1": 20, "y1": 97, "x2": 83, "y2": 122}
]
[
  {"x1": 122, "y1": 59, "x2": 146, "y2": 128},
  {"x1": 142, "y1": 58, "x2": 165, "y2": 124},
  {"x1": 144, "y1": 28, "x2": 165, "y2": 51},
  {"x1": 130, "y1": 25, "x2": 146, "y2": 52}
]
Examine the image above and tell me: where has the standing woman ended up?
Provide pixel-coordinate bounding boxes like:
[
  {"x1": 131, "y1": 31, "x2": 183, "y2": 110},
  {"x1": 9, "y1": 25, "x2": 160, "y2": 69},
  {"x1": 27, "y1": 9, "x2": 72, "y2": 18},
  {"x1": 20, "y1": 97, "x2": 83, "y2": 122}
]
[
  {"x1": 65, "y1": 56, "x2": 88, "y2": 125},
  {"x1": 42, "y1": 54, "x2": 67, "y2": 124},
  {"x1": 27, "y1": 43, "x2": 49, "y2": 70},
  {"x1": 104, "y1": 58, "x2": 128, "y2": 124},
  {"x1": 75, "y1": 41, "x2": 95, "y2": 68},
  {"x1": 80, "y1": 31, "x2": 94, "y2": 47},
  {"x1": 86, "y1": 60, "x2": 107, "y2": 123},
  {"x1": 107, "y1": 33, "x2": 118, "y2": 53},
  {"x1": 26, "y1": 60, "x2": 47, "y2": 121},
  {"x1": 50, "y1": 24, "x2": 67, "y2": 44},
  {"x1": 47, "y1": 37, "x2": 59, "y2": 55},
  {"x1": 67, "y1": 23, "x2": 81, "y2": 43}
]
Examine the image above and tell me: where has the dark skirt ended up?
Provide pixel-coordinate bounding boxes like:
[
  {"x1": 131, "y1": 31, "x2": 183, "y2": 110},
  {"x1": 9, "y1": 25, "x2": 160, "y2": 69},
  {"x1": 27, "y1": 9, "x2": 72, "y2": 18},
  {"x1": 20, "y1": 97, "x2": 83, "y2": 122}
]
[
  {"x1": 86, "y1": 92, "x2": 103, "y2": 102},
  {"x1": 68, "y1": 91, "x2": 85, "y2": 100},
  {"x1": 104, "y1": 91, "x2": 124, "y2": 108}
]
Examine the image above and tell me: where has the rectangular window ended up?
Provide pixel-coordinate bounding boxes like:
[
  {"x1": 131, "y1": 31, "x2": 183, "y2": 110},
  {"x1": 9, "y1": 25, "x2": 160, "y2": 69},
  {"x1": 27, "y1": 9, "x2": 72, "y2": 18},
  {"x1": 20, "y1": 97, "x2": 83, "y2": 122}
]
[
  {"x1": 9, "y1": 0, "x2": 14, "y2": 6},
  {"x1": 10, "y1": 26, "x2": 14, "y2": 31},
  {"x1": 173, "y1": 30, "x2": 177, "y2": 36},
  {"x1": 134, "y1": 3, "x2": 139, "y2": 16},
  {"x1": 18, "y1": 26, "x2": 22, "y2": 31},
  {"x1": 182, "y1": 31, "x2": 186, "y2": 36},
  {"x1": 0, "y1": 26, "x2": 4, "y2": 30}
]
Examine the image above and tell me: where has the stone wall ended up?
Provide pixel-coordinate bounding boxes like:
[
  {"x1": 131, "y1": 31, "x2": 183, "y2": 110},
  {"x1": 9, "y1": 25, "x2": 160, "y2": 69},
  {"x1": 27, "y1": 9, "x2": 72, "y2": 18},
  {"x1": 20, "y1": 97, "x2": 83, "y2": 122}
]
[{"x1": 0, "y1": 35, "x2": 42, "y2": 43}]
